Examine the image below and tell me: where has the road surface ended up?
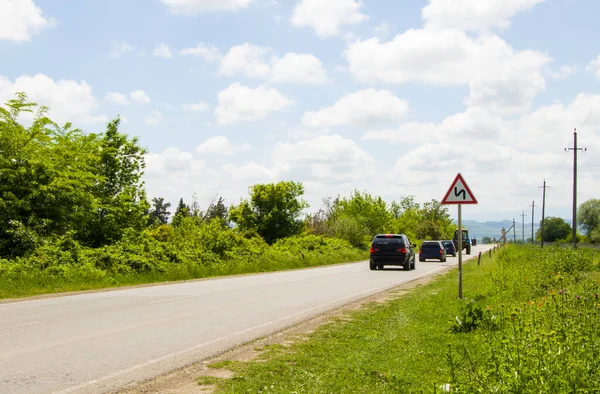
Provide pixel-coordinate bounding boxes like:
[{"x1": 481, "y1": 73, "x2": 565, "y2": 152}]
[{"x1": 0, "y1": 244, "x2": 495, "y2": 394}]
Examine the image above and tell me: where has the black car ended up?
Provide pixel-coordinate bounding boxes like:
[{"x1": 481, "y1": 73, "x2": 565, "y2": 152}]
[
  {"x1": 419, "y1": 241, "x2": 447, "y2": 262},
  {"x1": 441, "y1": 240, "x2": 456, "y2": 257},
  {"x1": 369, "y1": 234, "x2": 416, "y2": 270}
]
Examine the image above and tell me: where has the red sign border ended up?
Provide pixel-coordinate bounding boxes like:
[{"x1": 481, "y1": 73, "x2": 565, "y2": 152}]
[{"x1": 441, "y1": 173, "x2": 478, "y2": 205}]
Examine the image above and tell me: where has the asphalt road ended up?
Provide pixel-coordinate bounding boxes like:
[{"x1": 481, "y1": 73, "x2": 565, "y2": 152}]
[{"x1": 0, "y1": 244, "x2": 495, "y2": 394}]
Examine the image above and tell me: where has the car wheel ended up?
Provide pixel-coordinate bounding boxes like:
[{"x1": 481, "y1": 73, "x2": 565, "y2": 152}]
[
  {"x1": 453, "y1": 253, "x2": 457, "y2": 257},
  {"x1": 466, "y1": 245, "x2": 471, "y2": 255},
  {"x1": 411, "y1": 256, "x2": 416, "y2": 270},
  {"x1": 369, "y1": 261, "x2": 376, "y2": 270}
]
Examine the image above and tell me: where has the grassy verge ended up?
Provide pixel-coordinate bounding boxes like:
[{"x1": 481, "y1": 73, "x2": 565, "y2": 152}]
[
  {"x1": 200, "y1": 245, "x2": 600, "y2": 393},
  {"x1": 0, "y1": 232, "x2": 368, "y2": 299}
]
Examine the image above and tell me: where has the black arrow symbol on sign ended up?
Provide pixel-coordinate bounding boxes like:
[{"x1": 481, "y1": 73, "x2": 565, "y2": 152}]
[{"x1": 454, "y1": 187, "x2": 466, "y2": 200}]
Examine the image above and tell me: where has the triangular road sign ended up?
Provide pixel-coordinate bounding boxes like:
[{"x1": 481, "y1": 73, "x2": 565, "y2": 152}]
[{"x1": 441, "y1": 173, "x2": 478, "y2": 204}]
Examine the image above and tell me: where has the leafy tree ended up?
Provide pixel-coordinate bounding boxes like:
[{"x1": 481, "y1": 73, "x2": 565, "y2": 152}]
[
  {"x1": 171, "y1": 198, "x2": 191, "y2": 227},
  {"x1": 82, "y1": 117, "x2": 149, "y2": 246},
  {"x1": 205, "y1": 196, "x2": 228, "y2": 223},
  {"x1": 536, "y1": 217, "x2": 572, "y2": 243},
  {"x1": 147, "y1": 197, "x2": 171, "y2": 226},
  {"x1": 229, "y1": 181, "x2": 308, "y2": 244},
  {"x1": 388, "y1": 196, "x2": 421, "y2": 241},
  {"x1": 415, "y1": 199, "x2": 454, "y2": 240},
  {"x1": 0, "y1": 94, "x2": 99, "y2": 255},
  {"x1": 481, "y1": 236, "x2": 492, "y2": 244},
  {"x1": 578, "y1": 199, "x2": 600, "y2": 241},
  {"x1": 330, "y1": 190, "x2": 392, "y2": 236}
]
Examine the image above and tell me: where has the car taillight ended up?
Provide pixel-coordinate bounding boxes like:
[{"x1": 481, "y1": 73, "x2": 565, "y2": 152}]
[
  {"x1": 440, "y1": 249, "x2": 443, "y2": 254},
  {"x1": 397, "y1": 248, "x2": 407, "y2": 253},
  {"x1": 419, "y1": 249, "x2": 422, "y2": 254},
  {"x1": 370, "y1": 248, "x2": 379, "y2": 253}
]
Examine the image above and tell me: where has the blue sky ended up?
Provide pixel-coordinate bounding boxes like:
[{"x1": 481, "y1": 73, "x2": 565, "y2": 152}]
[{"x1": 1, "y1": 0, "x2": 599, "y2": 223}]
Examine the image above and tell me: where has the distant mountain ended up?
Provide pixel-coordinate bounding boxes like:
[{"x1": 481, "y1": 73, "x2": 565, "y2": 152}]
[{"x1": 456, "y1": 220, "x2": 541, "y2": 241}]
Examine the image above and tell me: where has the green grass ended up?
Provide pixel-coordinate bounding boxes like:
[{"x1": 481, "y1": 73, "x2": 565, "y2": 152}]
[
  {"x1": 0, "y1": 245, "x2": 368, "y2": 299},
  {"x1": 200, "y1": 245, "x2": 600, "y2": 393}
]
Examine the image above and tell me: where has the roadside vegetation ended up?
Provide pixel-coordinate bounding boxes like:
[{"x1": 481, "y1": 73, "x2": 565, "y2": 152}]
[
  {"x1": 200, "y1": 244, "x2": 600, "y2": 393},
  {"x1": 0, "y1": 94, "x2": 459, "y2": 299}
]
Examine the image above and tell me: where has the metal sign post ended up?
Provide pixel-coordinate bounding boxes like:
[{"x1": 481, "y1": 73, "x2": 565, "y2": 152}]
[
  {"x1": 457, "y1": 204, "x2": 462, "y2": 298},
  {"x1": 441, "y1": 173, "x2": 478, "y2": 300}
]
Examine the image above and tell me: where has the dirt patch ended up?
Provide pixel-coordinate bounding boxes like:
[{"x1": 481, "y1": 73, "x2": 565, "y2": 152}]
[{"x1": 115, "y1": 266, "x2": 455, "y2": 394}]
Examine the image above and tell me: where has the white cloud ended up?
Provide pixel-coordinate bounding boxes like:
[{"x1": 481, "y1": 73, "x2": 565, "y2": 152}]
[
  {"x1": 219, "y1": 44, "x2": 328, "y2": 84},
  {"x1": 179, "y1": 42, "x2": 221, "y2": 61},
  {"x1": 363, "y1": 107, "x2": 505, "y2": 145},
  {"x1": 0, "y1": 0, "x2": 55, "y2": 42},
  {"x1": 270, "y1": 53, "x2": 328, "y2": 84},
  {"x1": 160, "y1": 0, "x2": 254, "y2": 14},
  {"x1": 105, "y1": 92, "x2": 131, "y2": 106},
  {"x1": 303, "y1": 88, "x2": 410, "y2": 128},
  {"x1": 145, "y1": 110, "x2": 163, "y2": 125},
  {"x1": 549, "y1": 65, "x2": 577, "y2": 80},
  {"x1": 422, "y1": 0, "x2": 545, "y2": 32},
  {"x1": 219, "y1": 43, "x2": 273, "y2": 78},
  {"x1": 153, "y1": 42, "x2": 173, "y2": 58},
  {"x1": 215, "y1": 83, "x2": 293, "y2": 125},
  {"x1": 196, "y1": 136, "x2": 251, "y2": 156},
  {"x1": 272, "y1": 134, "x2": 375, "y2": 183},
  {"x1": 291, "y1": 0, "x2": 367, "y2": 38},
  {"x1": 0, "y1": 74, "x2": 106, "y2": 125},
  {"x1": 130, "y1": 90, "x2": 151, "y2": 104},
  {"x1": 109, "y1": 40, "x2": 133, "y2": 58},
  {"x1": 182, "y1": 101, "x2": 209, "y2": 112},
  {"x1": 145, "y1": 147, "x2": 206, "y2": 176},
  {"x1": 345, "y1": 30, "x2": 550, "y2": 114},
  {"x1": 222, "y1": 161, "x2": 277, "y2": 182},
  {"x1": 586, "y1": 55, "x2": 600, "y2": 78}
]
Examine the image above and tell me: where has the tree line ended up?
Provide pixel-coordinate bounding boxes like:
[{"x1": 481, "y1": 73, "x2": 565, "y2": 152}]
[{"x1": 0, "y1": 94, "x2": 460, "y2": 264}]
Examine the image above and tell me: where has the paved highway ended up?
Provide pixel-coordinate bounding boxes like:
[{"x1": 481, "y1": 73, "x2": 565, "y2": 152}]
[{"x1": 0, "y1": 244, "x2": 495, "y2": 394}]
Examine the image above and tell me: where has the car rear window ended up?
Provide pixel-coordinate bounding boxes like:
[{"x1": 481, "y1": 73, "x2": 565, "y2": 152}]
[
  {"x1": 422, "y1": 242, "x2": 440, "y2": 248},
  {"x1": 373, "y1": 236, "x2": 404, "y2": 246}
]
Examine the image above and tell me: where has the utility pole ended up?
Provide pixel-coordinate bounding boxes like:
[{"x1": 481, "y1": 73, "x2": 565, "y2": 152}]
[
  {"x1": 513, "y1": 218, "x2": 516, "y2": 244},
  {"x1": 520, "y1": 211, "x2": 527, "y2": 244},
  {"x1": 565, "y1": 128, "x2": 587, "y2": 248},
  {"x1": 529, "y1": 201, "x2": 536, "y2": 244},
  {"x1": 538, "y1": 180, "x2": 550, "y2": 248}
]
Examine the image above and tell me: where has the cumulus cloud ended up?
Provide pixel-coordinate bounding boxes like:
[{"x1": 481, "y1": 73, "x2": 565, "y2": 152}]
[
  {"x1": 0, "y1": 0, "x2": 55, "y2": 42},
  {"x1": 219, "y1": 43, "x2": 273, "y2": 78},
  {"x1": 130, "y1": 90, "x2": 151, "y2": 104},
  {"x1": 152, "y1": 42, "x2": 173, "y2": 58},
  {"x1": 179, "y1": 42, "x2": 221, "y2": 61},
  {"x1": 422, "y1": 0, "x2": 545, "y2": 32},
  {"x1": 345, "y1": 30, "x2": 550, "y2": 114},
  {"x1": 214, "y1": 83, "x2": 293, "y2": 125},
  {"x1": 195, "y1": 136, "x2": 251, "y2": 155},
  {"x1": 291, "y1": 0, "x2": 367, "y2": 38},
  {"x1": 109, "y1": 40, "x2": 133, "y2": 58},
  {"x1": 303, "y1": 88, "x2": 410, "y2": 128},
  {"x1": 144, "y1": 110, "x2": 163, "y2": 125},
  {"x1": 270, "y1": 53, "x2": 328, "y2": 84},
  {"x1": 160, "y1": 0, "x2": 254, "y2": 14},
  {"x1": 105, "y1": 92, "x2": 131, "y2": 106},
  {"x1": 0, "y1": 74, "x2": 106, "y2": 125},
  {"x1": 586, "y1": 55, "x2": 600, "y2": 78},
  {"x1": 219, "y1": 44, "x2": 329, "y2": 84}
]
